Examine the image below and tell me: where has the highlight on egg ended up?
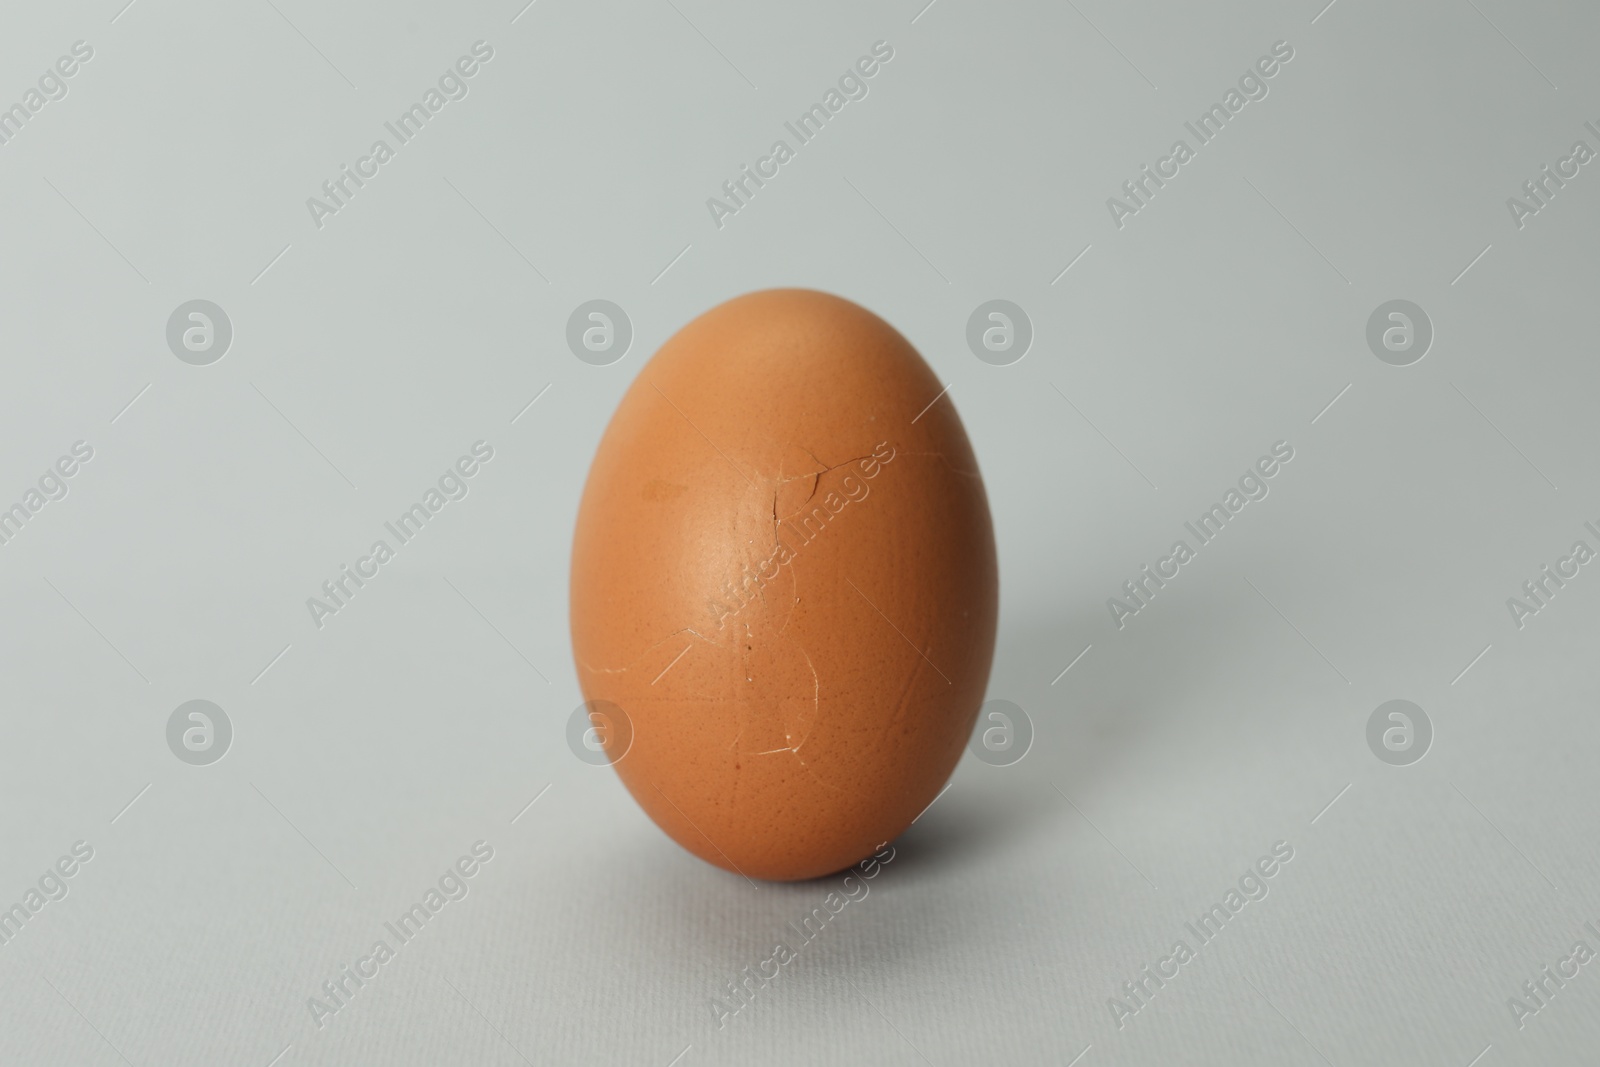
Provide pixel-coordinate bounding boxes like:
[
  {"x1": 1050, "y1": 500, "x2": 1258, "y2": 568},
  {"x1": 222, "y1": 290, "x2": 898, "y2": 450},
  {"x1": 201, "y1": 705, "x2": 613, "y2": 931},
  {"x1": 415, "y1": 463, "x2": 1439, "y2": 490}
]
[{"x1": 570, "y1": 289, "x2": 998, "y2": 881}]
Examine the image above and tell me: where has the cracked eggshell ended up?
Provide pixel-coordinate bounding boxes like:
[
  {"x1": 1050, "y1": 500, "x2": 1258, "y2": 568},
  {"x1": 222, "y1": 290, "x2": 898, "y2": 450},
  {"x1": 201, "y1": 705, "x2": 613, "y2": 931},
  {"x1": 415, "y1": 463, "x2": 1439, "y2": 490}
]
[{"x1": 570, "y1": 289, "x2": 997, "y2": 881}]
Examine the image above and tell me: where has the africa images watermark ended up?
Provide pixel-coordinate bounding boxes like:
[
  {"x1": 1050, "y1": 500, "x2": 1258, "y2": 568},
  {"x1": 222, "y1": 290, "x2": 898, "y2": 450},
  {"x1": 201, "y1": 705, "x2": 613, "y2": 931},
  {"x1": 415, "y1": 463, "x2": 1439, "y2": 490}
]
[
  {"x1": 305, "y1": 441, "x2": 495, "y2": 629},
  {"x1": 701, "y1": 441, "x2": 897, "y2": 634},
  {"x1": 1505, "y1": 117, "x2": 1600, "y2": 231},
  {"x1": 705, "y1": 40, "x2": 896, "y2": 230},
  {"x1": 0, "y1": 840, "x2": 95, "y2": 951},
  {"x1": 0, "y1": 440, "x2": 94, "y2": 549},
  {"x1": 306, "y1": 840, "x2": 495, "y2": 1029},
  {"x1": 305, "y1": 41, "x2": 496, "y2": 230},
  {"x1": 1504, "y1": 519, "x2": 1600, "y2": 630},
  {"x1": 1505, "y1": 918, "x2": 1600, "y2": 1031},
  {"x1": 0, "y1": 40, "x2": 94, "y2": 149},
  {"x1": 708, "y1": 844, "x2": 897, "y2": 1030},
  {"x1": 1106, "y1": 441, "x2": 1295, "y2": 629},
  {"x1": 1106, "y1": 39, "x2": 1295, "y2": 229},
  {"x1": 1108, "y1": 840, "x2": 1295, "y2": 1030}
]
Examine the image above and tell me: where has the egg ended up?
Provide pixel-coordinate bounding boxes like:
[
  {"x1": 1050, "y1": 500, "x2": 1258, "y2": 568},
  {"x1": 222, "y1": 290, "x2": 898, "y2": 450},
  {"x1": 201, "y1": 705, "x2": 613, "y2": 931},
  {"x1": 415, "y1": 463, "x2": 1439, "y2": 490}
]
[{"x1": 570, "y1": 289, "x2": 997, "y2": 881}]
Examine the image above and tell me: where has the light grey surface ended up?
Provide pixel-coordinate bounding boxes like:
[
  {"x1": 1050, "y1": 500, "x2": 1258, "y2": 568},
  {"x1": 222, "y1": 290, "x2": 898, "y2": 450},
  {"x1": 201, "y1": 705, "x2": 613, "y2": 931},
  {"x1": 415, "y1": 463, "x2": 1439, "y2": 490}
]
[{"x1": 2, "y1": 0, "x2": 1599, "y2": 1064}]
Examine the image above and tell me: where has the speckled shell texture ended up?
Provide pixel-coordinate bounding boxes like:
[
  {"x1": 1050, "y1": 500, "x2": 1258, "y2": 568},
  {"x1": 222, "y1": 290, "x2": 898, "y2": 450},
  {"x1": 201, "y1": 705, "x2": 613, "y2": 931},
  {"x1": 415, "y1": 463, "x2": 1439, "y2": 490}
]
[{"x1": 570, "y1": 289, "x2": 998, "y2": 881}]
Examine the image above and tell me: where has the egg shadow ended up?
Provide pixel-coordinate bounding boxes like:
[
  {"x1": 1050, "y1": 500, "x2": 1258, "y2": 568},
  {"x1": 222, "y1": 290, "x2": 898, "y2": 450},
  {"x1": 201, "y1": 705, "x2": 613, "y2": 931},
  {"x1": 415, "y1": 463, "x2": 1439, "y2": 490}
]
[
  {"x1": 572, "y1": 588, "x2": 1256, "y2": 1001},
  {"x1": 884, "y1": 587, "x2": 1250, "y2": 883}
]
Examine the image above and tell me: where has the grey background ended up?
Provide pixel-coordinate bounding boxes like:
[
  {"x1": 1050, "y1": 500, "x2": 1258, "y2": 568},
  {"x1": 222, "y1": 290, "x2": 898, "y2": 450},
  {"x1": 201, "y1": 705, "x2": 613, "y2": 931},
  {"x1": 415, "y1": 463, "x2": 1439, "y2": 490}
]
[{"x1": 2, "y1": 0, "x2": 1598, "y2": 1064}]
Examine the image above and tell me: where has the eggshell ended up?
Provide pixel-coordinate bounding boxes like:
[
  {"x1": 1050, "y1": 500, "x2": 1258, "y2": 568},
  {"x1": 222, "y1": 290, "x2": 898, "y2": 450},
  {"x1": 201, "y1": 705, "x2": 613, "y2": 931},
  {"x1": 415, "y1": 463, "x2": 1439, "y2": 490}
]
[{"x1": 570, "y1": 289, "x2": 997, "y2": 881}]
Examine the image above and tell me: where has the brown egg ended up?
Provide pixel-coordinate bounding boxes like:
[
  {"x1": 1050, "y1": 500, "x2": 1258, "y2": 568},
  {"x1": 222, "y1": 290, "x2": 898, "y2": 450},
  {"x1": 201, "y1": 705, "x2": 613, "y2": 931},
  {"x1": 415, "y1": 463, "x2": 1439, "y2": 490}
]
[{"x1": 570, "y1": 289, "x2": 997, "y2": 881}]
